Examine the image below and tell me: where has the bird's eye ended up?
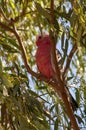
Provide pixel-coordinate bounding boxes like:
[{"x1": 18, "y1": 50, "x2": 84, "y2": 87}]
[{"x1": 38, "y1": 36, "x2": 42, "y2": 39}]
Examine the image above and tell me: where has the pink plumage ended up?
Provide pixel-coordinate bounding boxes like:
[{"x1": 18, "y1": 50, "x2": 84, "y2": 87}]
[{"x1": 36, "y1": 35, "x2": 55, "y2": 78}]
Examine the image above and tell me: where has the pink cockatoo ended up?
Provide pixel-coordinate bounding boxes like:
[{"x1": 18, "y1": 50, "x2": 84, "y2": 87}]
[{"x1": 36, "y1": 35, "x2": 61, "y2": 79}]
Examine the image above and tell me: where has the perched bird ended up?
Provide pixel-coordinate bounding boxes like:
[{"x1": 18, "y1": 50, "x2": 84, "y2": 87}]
[
  {"x1": 36, "y1": 35, "x2": 62, "y2": 78},
  {"x1": 36, "y1": 34, "x2": 78, "y2": 111}
]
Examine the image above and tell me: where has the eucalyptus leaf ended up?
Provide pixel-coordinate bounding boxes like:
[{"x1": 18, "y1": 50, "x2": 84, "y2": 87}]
[
  {"x1": 1, "y1": 73, "x2": 13, "y2": 88},
  {"x1": 35, "y1": 2, "x2": 50, "y2": 20},
  {"x1": 0, "y1": 59, "x2": 3, "y2": 74}
]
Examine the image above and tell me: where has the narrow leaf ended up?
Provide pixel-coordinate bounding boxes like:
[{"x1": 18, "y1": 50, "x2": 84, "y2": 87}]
[
  {"x1": 2, "y1": 73, "x2": 13, "y2": 88},
  {"x1": 35, "y1": 2, "x2": 50, "y2": 19}
]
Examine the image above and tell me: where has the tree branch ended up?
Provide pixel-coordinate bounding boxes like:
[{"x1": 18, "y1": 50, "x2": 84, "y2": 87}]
[
  {"x1": 0, "y1": 7, "x2": 10, "y2": 22},
  {"x1": 63, "y1": 44, "x2": 77, "y2": 80}
]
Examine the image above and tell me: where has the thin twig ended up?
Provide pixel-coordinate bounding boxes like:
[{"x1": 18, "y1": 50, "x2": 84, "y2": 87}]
[
  {"x1": 0, "y1": 7, "x2": 10, "y2": 22},
  {"x1": 12, "y1": 0, "x2": 29, "y2": 23},
  {"x1": 63, "y1": 44, "x2": 77, "y2": 80}
]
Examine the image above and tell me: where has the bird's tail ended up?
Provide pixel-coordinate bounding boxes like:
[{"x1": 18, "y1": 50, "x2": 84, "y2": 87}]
[
  {"x1": 70, "y1": 93, "x2": 78, "y2": 111},
  {"x1": 67, "y1": 88, "x2": 78, "y2": 111}
]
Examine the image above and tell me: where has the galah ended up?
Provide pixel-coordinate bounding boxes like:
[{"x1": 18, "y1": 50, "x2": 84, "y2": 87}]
[
  {"x1": 36, "y1": 35, "x2": 62, "y2": 78},
  {"x1": 36, "y1": 34, "x2": 78, "y2": 111}
]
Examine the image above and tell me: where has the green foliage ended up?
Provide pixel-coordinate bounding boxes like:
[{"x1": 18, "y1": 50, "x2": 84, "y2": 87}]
[{"x1": 0, "y1": 0, "x2": 86, "y2": 130}]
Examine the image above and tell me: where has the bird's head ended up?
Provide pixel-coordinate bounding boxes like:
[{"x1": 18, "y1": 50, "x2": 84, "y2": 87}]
[{"x1": 36, "y1": 34, "x2": 50, "y2": 46}]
